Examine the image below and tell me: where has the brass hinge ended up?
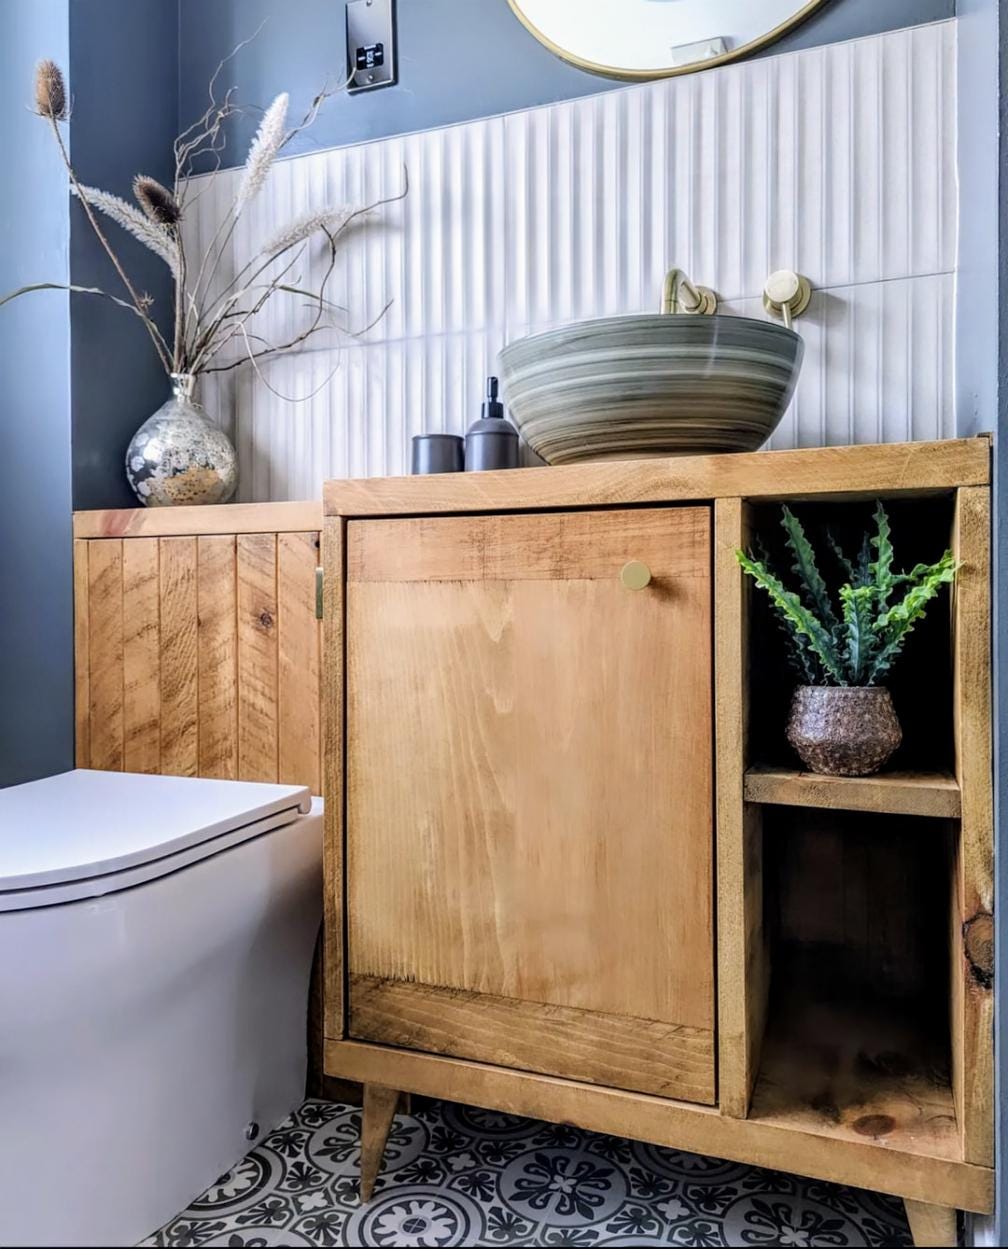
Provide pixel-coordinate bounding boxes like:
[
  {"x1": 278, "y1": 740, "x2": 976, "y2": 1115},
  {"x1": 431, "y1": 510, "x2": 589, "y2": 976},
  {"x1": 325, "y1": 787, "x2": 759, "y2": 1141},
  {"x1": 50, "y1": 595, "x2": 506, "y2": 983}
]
[{"x1": 315, "y1": 566, "x2": 324, "y2": 620}]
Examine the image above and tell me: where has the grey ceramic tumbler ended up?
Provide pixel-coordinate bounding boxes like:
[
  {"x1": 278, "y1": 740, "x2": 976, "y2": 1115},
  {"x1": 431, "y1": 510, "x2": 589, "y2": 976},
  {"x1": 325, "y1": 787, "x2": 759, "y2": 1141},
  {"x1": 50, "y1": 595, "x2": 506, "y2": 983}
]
[{"x1": 411, "y1": 434, "x2": 464, "y2": 474}]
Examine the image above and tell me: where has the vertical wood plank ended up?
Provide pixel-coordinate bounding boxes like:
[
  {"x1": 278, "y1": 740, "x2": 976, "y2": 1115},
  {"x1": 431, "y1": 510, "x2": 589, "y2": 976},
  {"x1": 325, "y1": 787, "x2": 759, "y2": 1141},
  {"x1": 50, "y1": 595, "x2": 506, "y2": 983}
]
[
  {"x1": 238, "y1": 533, "x2": 279, "y2": 782},
  {"x1": 197, "y1": 535, "x2": 239, "y2": 779},
  {"x1": 323, "y1": 516, "x2": 346, "y2": 1041},
  {"x1": 73, "y1": 540, "x2": 91, "y2": 767},
  {"x1": 159, "y1": 537, "x2": 199, "y2": 776},
  {"x1": 278, "y1": 531, "x2": 322, "y2": 792},
  {"x1": 715, "y1": 497, "x2": 768, "y2": 1117},
  {"x1": 122, "y1": 538, "x2": 161, "y2": 773},
  {"x1": 950, "y1": 485, "x2": 994, "y2": 1166},
  {"x1": 87, "y1": 540, "x2": 124, "y2": 771}
]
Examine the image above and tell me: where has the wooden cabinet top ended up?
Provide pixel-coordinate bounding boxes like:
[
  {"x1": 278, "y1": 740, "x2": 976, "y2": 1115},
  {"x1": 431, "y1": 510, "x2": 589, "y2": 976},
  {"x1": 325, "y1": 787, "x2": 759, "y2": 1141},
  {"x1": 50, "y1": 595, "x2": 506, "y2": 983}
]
[
  {"x1": 73, "y1": 500, "x2": 322, "y2": 539},
  {"x1": 324, "y1": 437, "x2": 991, "y2": 518},
  {"x1": 71, "y1": 437, "x2": 991, "y2": 536}
]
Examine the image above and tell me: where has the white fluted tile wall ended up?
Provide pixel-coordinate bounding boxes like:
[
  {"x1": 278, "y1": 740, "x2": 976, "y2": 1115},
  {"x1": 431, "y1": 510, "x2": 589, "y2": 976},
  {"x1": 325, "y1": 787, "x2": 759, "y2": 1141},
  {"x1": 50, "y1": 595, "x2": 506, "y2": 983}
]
[{"x1": 186, "y1": 20, "x2": 958, "y2": 502}]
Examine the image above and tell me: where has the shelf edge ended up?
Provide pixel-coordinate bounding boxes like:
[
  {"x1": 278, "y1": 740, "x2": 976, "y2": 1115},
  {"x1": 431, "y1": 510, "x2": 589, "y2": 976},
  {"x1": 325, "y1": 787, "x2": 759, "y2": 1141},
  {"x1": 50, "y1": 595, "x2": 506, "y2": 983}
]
[{"x1": 743, "y1": 767, "x2": 962, "y2": 818}]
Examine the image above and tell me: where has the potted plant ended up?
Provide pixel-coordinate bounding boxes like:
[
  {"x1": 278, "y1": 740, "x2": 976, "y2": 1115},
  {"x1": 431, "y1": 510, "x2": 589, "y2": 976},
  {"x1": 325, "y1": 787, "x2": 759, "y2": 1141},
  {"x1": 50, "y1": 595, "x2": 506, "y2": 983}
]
[
  {"x1": 2, "y1": 58, "x2": 403, "y2": 506},
  {"x1": 735, "y1": 503, "x2": 957, "y2": 777}
]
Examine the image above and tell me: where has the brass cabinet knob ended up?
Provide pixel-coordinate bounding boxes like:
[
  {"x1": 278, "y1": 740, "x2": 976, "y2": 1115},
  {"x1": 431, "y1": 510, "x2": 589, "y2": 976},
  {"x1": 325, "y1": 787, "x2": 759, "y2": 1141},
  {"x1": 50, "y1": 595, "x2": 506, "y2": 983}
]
[{"x1": 620, "y1": 560, "x2": 652, "y2": 590}]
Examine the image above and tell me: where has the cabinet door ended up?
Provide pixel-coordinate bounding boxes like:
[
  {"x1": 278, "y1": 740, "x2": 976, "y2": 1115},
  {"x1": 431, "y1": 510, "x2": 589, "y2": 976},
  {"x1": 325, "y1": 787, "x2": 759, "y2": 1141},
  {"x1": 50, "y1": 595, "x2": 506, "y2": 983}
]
[{"x1": 345, "y1": 507, "x2": 714, "y2": 1103}]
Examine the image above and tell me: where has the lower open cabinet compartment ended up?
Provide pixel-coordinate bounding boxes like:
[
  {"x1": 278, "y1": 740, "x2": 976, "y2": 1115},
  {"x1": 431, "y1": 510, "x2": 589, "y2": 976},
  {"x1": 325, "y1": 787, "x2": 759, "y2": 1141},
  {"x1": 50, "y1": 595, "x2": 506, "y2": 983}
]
[{"x1": 743, "y1": 803, "x2": 963, "y2": 1168}]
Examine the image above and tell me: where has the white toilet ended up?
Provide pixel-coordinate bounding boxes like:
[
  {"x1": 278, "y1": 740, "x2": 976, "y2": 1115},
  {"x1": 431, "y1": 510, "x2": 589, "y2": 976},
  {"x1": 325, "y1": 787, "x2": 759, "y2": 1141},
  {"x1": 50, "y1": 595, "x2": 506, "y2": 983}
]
[{"x1": 0, "y1": 769, "x2": 323, "y2": 1248}]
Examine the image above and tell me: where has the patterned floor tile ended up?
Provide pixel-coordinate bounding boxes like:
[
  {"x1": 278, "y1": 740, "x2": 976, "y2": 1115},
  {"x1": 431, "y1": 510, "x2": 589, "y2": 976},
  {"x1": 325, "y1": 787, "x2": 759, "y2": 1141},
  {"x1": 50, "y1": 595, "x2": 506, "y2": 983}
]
[{"x1": 148, "y1": 1098, "x2": 913, "y2": 1247}]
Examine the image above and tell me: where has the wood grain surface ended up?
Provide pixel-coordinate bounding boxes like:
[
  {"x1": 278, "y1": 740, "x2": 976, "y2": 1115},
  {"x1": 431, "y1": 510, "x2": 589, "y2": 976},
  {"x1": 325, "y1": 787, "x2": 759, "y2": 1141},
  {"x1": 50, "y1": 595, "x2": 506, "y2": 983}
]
[
  {"x1": 903, "y1": 1199, "x2": 958, "y2": 1247},
  {"x1": 74, "y1": 500, "x2": 321, "y2": 539},
  {"x1": 950, "y1": 486, "x2": 994, "y2": 1167},
  {"x1": 326, "y1": 1039, "x2": 993, "y2": 1214},
  {"x1": 74, "y1": 526, "x2": 321, "y2": 792},
  {"x1": 350, "y1": 976, "x2": 715, "y2": 1103},
  {"x1": 197, "y1": 535, "x2": 239, "y2": 779},
  {"x1": 122, "y1": 537, "x2": 161, "y2": 774},
  {"x1": 160, "y1": 537, "x2": 199, "y2": 775},
  {"x1": 325, "y1": 437, "x2": 990, "y2": 518},
  {"x1": 344, "y1": 506, "x2": 714, "y2": 1098},
  {"x1": 743, "y1": 766, "x2": 962, "y2": 819},
  {"x1": 322, "y1": 517, "x2": 347, "y2": 1042},
  {"x1": 714, "y1": 498, "x2": 769, "y2": 1118}
]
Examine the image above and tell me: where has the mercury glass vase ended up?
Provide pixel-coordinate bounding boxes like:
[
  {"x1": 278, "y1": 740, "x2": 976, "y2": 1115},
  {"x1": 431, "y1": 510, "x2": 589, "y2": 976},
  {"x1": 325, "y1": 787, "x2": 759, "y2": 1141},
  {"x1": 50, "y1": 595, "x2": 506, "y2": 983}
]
[{"x1": 125, "y1": 373, "x2": 237, "y2": 506}]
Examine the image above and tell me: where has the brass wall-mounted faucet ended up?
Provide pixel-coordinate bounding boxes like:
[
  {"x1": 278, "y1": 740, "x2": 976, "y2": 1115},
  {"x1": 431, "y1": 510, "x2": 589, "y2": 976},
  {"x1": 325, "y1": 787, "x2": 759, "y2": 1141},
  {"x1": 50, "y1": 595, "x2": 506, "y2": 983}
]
[{"x1": 661, "y1": 268, "x2": 718, "y2": 315}]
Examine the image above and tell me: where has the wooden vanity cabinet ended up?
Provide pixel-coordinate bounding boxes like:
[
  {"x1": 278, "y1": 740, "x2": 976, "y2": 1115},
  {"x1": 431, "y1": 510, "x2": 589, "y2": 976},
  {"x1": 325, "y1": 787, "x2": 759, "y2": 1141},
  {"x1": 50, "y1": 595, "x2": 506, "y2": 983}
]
[{"x1": 321, "y1": 438, "x2": 994, "y2": 1240}]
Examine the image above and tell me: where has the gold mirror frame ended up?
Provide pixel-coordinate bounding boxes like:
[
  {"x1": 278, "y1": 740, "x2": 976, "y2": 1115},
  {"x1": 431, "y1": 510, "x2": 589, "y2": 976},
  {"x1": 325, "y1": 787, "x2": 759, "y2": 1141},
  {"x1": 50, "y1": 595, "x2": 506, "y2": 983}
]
[{"x1": 507, "y1": 0, "x2": 828, "y2": 81}]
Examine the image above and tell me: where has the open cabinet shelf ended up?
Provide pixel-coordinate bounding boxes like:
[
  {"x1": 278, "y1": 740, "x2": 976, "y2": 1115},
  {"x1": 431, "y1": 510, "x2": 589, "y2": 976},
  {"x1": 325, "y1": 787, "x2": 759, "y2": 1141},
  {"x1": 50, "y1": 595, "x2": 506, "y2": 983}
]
[
  {"x1": 715, "y1": 475, "x2": 993, "y2": 1219},
  {"x1": 743, "y1": 765, "x2": 961, "y2": 818}
]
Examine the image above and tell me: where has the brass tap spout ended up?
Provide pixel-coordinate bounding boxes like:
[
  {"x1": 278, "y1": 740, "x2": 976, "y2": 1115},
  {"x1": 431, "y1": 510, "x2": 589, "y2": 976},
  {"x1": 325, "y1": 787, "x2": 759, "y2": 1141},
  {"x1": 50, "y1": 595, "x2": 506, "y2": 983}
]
[{"x1": 661, "y1": 268, "x2": 718, "y2": 315}]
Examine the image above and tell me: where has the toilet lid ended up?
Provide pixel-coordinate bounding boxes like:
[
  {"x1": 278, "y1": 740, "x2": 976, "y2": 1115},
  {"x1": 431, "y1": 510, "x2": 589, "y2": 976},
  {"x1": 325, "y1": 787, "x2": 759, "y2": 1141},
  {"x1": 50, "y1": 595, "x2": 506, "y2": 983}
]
[{"x1": 0, "y1": 770, "x2": 312, "y2": 906}]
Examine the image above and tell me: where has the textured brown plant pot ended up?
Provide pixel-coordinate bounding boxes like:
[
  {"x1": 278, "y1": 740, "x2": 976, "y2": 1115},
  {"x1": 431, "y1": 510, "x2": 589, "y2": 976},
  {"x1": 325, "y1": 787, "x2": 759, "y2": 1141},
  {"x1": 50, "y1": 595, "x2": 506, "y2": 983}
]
[{"x1": 786, "y1": 686, "x2": 902, "y2": 777}]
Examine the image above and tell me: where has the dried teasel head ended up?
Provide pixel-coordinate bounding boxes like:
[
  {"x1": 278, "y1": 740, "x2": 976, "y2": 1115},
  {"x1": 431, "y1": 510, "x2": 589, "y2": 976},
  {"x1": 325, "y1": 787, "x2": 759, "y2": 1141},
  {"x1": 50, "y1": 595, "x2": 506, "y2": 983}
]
[
  {"x1": 34, "y1": 59, "x2": 67, "y2": 121},
  {"x1": 133, "y1": 175, "x2": 181, "y2": 228}
]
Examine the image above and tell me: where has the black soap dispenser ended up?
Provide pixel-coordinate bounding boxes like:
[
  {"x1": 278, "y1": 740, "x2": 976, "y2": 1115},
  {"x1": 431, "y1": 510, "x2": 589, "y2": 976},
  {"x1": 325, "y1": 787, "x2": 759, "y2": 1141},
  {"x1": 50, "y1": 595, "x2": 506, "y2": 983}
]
[{"x1": 464, "y1": 376, "x2": 519, "y2": 471}]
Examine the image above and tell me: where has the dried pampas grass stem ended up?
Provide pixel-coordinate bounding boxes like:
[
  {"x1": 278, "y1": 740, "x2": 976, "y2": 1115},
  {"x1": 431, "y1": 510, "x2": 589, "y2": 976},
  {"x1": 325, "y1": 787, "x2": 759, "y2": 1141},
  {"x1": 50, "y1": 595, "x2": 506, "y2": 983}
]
[
  {"x1": 73, "y1": 186, "x2": 181, "y2": 277},
  {"x1": 261, "y1": 206, "x2": 354, "y2": 255},
  {"x1": 7, "y1": 42, "x2": 401, "y2": 392},
  {"x1": 235, "y1": 91, "x2": 288, "y2": 213}
]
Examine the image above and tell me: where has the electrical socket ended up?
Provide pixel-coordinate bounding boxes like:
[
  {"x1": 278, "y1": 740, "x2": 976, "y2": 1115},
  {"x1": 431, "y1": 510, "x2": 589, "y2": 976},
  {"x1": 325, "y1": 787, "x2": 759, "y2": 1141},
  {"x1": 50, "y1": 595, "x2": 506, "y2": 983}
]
[{"x1": 346, "y1": 0, "x2": 397, "y2": 94}]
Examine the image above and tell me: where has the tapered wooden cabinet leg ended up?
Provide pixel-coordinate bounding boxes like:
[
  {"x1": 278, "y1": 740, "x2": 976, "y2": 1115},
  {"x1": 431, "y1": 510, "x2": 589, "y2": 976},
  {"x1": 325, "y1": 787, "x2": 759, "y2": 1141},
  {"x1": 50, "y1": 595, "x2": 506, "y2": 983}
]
[
  {"x1": 359, "y1": 1083, "x2": 401, "y2": 1201},
  {"x1": 904, "y1": 1199, "x2": 958, "y2": 1247}
]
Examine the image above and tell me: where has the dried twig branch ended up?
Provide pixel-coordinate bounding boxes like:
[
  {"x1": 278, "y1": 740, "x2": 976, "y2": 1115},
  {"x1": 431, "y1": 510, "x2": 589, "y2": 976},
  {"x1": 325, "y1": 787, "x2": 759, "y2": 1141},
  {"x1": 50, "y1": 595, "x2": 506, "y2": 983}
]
[{"x1": 3, "y1": 44, "x2": 404, "y2": 406}]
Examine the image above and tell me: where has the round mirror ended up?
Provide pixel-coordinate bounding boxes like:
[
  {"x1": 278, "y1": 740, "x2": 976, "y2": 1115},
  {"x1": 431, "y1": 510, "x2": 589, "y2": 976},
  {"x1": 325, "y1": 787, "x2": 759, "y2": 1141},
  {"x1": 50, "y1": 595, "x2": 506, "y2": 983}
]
[{"x1": 508, "y1": 0, "x2": 826, "y2": 80}]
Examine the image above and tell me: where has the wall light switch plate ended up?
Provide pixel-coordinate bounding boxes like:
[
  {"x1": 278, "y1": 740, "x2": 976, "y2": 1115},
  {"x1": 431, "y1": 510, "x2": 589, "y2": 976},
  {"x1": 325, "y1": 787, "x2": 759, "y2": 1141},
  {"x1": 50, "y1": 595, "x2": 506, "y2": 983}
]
[{"x1": 346, "y1": 0, "x2": 397, "y2": 93}]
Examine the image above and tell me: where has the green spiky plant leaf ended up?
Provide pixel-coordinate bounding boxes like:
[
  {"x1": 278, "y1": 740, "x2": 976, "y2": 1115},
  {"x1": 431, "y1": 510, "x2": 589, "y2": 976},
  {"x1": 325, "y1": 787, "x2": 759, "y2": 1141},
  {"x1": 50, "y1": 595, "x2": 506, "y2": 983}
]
[
  {"x1": 838, "y1": 583, "x2": 877, "y2": 684},
  {"x1": 781, "y1": 506, "x2": 840, "y2": 630},
  {"x1": 735, "y1": 550, "x2": 846, "y2": 683},
  {"x1": 735, "y1": 503, "x2": 957, "y2": 687},
  {"x1": 753, "y1": 533, "x2": 820, "y2": 680},
  {"x1": 870, "y1": 502, "x2": 898, "y2": 608},
  {"x1": 865, "y1": 550, "x2": 958, "y2": 684},
  {"x1": 827, "y1": 529, "x2": 872, "y2": 588}
]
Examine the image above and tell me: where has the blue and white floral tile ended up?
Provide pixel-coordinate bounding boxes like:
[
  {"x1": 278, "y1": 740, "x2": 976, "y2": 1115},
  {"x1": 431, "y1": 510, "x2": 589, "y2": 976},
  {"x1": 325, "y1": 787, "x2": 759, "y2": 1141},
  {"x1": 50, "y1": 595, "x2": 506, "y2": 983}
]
[{"x1": 146, "y1": 1098, "x2": 912, "y2": 1247}]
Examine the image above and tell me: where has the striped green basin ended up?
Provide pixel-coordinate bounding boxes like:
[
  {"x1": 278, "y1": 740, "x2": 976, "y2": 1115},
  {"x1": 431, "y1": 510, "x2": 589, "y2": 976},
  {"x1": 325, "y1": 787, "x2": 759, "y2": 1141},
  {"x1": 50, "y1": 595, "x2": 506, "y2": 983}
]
[{"x1": 498, "y1": 314, "x2": 804, "y2": 464}]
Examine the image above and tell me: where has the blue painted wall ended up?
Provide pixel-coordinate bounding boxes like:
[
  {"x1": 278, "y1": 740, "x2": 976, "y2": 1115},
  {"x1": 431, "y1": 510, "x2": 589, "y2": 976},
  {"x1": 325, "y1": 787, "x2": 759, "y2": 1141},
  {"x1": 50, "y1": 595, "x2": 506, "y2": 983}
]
[
  {"x1": 178, "y1": 0, "x2": 956, "y2": 168},
  {"x1": 0, "y1": 0, "x2": 177, "y2": 786},
  {"x1": 69, "y1": 0, "x2": 179, "y2": 510},
  {"x1": 0, "y1": 0, "x2": 74, "y2": 786}
]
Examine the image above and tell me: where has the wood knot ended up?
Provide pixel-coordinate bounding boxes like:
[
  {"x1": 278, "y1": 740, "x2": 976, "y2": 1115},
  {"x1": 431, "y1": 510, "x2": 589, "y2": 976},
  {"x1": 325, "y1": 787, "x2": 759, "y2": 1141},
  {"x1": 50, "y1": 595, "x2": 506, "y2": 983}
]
[
  {"x1": 259, "y1": 609, "x2": 274, "y2": 630},
  {"x1": 963, "y1": 911, "x2": 994, "y2": 990},
  {"x1": 852, "y1": 1114, "x2": 895, "y2": 1138}
]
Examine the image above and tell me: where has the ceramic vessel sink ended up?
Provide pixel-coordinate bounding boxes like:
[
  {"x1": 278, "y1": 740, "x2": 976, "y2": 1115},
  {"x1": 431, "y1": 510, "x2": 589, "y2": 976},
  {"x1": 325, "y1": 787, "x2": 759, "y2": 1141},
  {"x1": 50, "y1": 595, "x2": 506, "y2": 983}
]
[{"x1": 498, "y1": 313, "x2": 804, "y2": 464}]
